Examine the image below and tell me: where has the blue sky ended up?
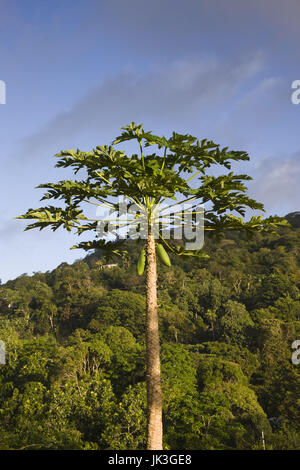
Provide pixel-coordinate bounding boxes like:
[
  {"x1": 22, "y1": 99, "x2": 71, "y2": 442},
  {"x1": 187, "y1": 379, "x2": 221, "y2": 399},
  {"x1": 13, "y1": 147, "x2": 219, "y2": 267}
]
[{"x1": 1, "y1": 0, "x2": 300, "y2": 282}]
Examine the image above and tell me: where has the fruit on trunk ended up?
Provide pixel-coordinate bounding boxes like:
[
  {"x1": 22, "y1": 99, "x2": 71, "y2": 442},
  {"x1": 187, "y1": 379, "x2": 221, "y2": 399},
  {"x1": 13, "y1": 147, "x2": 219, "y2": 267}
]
[
  {"x1": 156, "y1": 243, "x2": 171, "y2": 266},
  {"x1": 137, "y1": 249, "x2": 146, "y2": 275}
]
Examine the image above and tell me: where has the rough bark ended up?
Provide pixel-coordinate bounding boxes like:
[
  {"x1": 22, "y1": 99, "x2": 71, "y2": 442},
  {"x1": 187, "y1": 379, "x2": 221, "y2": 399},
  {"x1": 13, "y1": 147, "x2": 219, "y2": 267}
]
[{"x1": 146, "y1": 230, "x2": 163, "y2": 450}]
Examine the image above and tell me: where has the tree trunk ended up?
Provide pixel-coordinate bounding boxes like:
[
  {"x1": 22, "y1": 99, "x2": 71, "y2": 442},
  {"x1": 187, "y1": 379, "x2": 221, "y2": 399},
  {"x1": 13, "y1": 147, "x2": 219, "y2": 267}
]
[{"x1": 146, "y1": 230, "x2": 163, "y2": 450}]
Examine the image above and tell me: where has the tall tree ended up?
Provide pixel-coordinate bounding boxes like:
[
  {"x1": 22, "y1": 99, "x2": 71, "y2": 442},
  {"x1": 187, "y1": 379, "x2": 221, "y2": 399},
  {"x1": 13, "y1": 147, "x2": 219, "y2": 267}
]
[{"x1": 17, "y1": 122, "x2": 287, "y2": 449}]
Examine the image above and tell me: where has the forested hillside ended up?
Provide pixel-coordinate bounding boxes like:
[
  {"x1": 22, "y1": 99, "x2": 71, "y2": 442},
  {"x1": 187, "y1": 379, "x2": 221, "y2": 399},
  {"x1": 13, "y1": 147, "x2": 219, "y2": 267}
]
[{"x1": 0, "y1": 216, "x2": 299, "y2": 450}]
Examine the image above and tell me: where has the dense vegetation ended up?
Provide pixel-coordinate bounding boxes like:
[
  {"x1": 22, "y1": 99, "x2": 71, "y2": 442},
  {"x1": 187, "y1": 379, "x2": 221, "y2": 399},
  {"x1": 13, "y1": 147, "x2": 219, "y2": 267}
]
[{"x1": 0, "y1": 214, "x2": 299, "y2": 450}]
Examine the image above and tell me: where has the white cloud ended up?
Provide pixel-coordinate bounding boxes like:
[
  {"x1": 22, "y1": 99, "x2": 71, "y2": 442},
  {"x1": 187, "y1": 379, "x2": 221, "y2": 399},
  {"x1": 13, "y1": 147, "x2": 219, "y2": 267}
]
[
  {"x1": 250, "y1": 152, "x2": 300, "y2": 214},
  {"x1": 17, "y1": 55, "x2": 263, "y2": 160}
]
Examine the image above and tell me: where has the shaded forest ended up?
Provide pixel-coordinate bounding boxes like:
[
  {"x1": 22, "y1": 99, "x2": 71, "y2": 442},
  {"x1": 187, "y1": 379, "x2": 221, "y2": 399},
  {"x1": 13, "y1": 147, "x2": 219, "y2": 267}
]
[{"x1": 0, "y1": 212, "x2": 299, "y2": 450}]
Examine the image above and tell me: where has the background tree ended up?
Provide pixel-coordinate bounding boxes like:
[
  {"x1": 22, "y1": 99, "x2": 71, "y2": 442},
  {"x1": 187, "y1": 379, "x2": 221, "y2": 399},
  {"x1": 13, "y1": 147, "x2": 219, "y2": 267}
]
[{"x1": 17, "y1": 122, "x2": 287, "y2": 449}]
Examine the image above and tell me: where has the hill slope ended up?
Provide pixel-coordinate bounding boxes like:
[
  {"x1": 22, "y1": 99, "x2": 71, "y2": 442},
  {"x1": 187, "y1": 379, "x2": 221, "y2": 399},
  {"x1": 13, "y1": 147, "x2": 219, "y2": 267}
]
[{"x1": 0, "y1": 219, "x2": 299, "y2": 450}]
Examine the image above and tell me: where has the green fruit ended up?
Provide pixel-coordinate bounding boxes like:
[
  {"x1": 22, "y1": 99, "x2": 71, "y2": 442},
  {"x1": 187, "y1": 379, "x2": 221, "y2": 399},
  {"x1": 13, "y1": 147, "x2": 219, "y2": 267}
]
[
  {"x1": 137, "y1": 249, "x2": 146, "y2": 275},
  {"x1": 156, "y1": 243, "x2": 171, "y2": 266}
]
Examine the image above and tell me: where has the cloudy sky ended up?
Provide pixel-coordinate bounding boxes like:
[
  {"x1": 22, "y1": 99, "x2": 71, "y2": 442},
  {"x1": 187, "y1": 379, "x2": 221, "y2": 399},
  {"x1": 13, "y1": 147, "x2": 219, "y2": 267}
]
[{"x1": 0, "y1": 0, "x2": 300, "y2": 282}]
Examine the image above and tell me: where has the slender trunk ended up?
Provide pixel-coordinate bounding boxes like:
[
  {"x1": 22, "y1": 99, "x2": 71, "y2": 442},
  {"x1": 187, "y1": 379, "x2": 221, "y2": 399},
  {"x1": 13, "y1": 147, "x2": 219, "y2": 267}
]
[{"x1": 146, "y1": 230, "x2": 163, "y2": 450}]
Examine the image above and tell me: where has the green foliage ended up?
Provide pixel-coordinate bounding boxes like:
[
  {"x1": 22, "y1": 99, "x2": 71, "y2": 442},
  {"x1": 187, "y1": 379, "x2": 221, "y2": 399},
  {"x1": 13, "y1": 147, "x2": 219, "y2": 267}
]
[{"x1": 220, "y1": 300, "x2": 254, "y2": 347}]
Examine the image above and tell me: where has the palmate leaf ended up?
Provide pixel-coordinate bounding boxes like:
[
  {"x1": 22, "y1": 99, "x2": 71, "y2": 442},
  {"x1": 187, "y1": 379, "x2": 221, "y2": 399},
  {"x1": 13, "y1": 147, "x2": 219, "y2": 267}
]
[
  {"x1": 16, "y1": 206, "x2": 86, "y2": 232},
  {"x1": 71, "y1": 239, "x2": 128, "y2": 262},
  {"x1": 38, "y1": 180, "x2": 110, "y2": 204},
  {"x1": 203, "y1": 213, "x2": 290, "y2": 241}
]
